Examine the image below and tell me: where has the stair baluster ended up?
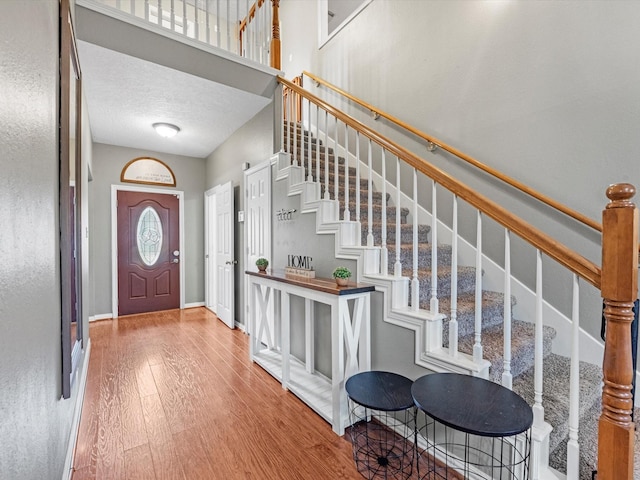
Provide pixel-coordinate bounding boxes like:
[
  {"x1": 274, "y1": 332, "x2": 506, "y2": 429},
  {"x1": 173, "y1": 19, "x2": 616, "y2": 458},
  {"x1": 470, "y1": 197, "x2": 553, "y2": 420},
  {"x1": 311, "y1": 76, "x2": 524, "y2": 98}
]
[
  {"x1": 306, "y1": 100, "x2": 312, "y2": 182},
  {"x1": 380, "y1": 150, "x2": 388, "y2": 275},
  {"x1": 334, "y1": 116, "x2": 339, "y2": 214},
  {"x1": 285, "y1": 88, "x2": 290, "y2": 154},
  {"x1": 473, "y1": 210, "x2": 484, "y2": 362},
  {"x1": 503, "y1": 229, "x2": 513, "y2": 390},
  {"x1": 355, "y1": 131, "x2": 361, "y2": 236},
  {"x1": 566, "y1": 274, "x2": 581, "y2": 479},
  {"x1": 343, "y1": 123, "x2": 350, "y2": 221},
  {"x1": 411, "y1": 168, "x2": 419, "y2": 311},
  {"x1": 315, "y1": 106, "x2": 320, "y2": 191},
  {"x1": 366, "y1": 140, "x2": 374, "y2": 247},
  {"x1": 450, "y1": 195, "x2": 459, "y2": 358},
  {"x1": 323, "y1": 111, "x2": 329, "y2": 199},
  {"x1": 430, "y1": 179, "x2": 439, "y2": 314},
  {"x1": 533, "y1": 249, "x2": 545, "y2": 424},
  {"x1": 293, "y1": 95, "x2": 298, "y2": 166},
  {"x1": 394, "y1": 156, "x2": 402, "y2": 277}
]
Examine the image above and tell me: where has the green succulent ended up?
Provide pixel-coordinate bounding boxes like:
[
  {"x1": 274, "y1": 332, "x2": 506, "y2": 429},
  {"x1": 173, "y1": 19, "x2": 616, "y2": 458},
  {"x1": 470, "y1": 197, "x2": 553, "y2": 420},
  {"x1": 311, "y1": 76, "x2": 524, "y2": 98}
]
[
  {"x1": 255, "y1": 258, "x2": 269, "y2": 268},
  {"x1": 332, "y1": 266, "x2": 352, "y2": 279}
]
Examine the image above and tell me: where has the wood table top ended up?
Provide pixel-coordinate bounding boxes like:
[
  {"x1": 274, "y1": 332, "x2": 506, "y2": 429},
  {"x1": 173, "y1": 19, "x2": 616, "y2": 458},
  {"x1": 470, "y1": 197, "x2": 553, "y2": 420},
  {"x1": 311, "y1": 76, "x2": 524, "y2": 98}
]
[{"x1": 246, "y1": 270, "x2": 375, "y2": 296}]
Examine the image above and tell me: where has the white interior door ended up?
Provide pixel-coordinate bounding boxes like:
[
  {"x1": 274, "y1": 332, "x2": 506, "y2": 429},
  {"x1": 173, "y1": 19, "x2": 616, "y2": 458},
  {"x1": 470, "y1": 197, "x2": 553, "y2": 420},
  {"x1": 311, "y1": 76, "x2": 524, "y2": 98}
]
[
  {"x1": 204, "y1": 189, "x2": 217, "y2": 312},
  {"x1": 216, "y1": 181, "x2": 235, "y2": 328},
  {"x1": 246, "y1": 163, "x2": 271, "y2": 270},
  {"x1": 245, "y1": 162, "x2": 271, "y2": 337}
]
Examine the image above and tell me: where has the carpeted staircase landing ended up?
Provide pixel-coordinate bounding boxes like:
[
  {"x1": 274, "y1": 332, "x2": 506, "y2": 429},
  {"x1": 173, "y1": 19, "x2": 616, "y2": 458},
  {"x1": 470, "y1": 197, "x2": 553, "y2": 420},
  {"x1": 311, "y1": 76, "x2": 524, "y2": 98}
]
[{"x1": 284, "y1": 121, "x2": 638, "y2": 478}]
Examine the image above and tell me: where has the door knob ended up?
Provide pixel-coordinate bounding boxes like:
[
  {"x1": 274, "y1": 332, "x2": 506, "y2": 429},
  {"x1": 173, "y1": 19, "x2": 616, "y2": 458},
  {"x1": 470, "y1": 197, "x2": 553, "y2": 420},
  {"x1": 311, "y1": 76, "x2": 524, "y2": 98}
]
[
  {"x1": 225, "y1": 260, "x2": 238, "y2": 265},
  {"x1": 172, "y1": 258, "x2": 179, "y2": 264}
]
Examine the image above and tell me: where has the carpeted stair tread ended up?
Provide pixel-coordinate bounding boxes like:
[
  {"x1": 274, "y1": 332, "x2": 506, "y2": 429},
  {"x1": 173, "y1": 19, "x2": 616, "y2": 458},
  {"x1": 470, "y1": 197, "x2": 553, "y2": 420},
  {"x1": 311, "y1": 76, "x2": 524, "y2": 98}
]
[
  {"x1": 362, "y1": 222, "x2": 431, "y2": 248},
  {"x1": 454, "y1": 320, "x2": 557, "y2": 382},
  {"x1": 512, "y1": 353, "x2": 603, "y2": 457},
  {"x1": 548, "y1": 403, "x2": 640, "y2": 479},
  {"x1": 301, "y1": 164, "x2": 356, "y2": 178},
  {"x1": 329, "y1": 189, "x2": 390, "y2": 204},
  {"x1": 295, "y1": 157, "x2": 348, "y2": 172},
  {"x1": 397, "y1": 265, "x2": 478, "y2": 297},
  {"x1": 346, "y1": 204, "x2": 409, "y2": 222},
  {"x1": 438, "y1": 291, "x2": 513, "y2": 335},
  {"x1": 388, "y1": 243, "x2": 452, "y2": 270},
  {"x1": 326, "y1": 176, "x2": 370, "y2": 189},
  {"x1": 287, "y1": 145, "x2": 336, "y2": 158}
]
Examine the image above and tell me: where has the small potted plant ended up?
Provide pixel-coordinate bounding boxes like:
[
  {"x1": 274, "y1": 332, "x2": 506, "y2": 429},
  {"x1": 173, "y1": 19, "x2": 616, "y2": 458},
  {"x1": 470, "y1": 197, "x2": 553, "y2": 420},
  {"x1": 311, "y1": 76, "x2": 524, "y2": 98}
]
[
  {"x1": 332, "y1": 266, "x2": 352, "y2": 286},
  {"x1": 256, "y1": 257, "x2": 269, "y2": 273}
]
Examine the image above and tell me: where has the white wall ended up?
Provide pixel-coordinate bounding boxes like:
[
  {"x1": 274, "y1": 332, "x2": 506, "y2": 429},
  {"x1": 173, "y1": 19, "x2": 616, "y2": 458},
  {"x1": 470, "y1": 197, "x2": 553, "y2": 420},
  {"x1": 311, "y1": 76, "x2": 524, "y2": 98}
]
[{"x1": 280, "y1": 0, "x2": 640, "y2": 338}]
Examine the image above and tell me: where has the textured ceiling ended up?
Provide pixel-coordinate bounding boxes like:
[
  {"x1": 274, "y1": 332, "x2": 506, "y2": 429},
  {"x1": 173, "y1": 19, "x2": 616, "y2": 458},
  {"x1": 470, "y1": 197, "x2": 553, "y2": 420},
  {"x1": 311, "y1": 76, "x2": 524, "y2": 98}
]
[{"x1": 77, "y1": 40, "x2": 272, "y2": 158}]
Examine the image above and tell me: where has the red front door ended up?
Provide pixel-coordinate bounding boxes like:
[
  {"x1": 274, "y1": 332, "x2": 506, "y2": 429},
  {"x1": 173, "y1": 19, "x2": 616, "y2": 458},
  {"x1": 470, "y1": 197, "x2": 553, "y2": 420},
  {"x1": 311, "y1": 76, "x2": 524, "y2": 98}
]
[{"x1": 117, "y1": 190, "x2": 180, "y2": 316}]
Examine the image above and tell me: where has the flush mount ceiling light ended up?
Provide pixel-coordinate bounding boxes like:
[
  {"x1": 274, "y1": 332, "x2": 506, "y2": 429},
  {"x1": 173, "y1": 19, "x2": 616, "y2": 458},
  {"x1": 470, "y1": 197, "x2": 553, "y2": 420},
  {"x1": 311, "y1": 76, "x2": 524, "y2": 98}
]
[{"x1": 153, "y1": 122, "x2": 180, "y2": 138}]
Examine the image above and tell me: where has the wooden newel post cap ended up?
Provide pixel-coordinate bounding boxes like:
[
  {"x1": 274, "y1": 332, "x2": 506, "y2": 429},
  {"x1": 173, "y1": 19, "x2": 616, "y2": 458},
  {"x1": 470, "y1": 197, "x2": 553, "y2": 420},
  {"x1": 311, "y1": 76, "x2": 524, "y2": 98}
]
[{"x1": 606, "y1": 183, "x2": 636, "y2": 208}]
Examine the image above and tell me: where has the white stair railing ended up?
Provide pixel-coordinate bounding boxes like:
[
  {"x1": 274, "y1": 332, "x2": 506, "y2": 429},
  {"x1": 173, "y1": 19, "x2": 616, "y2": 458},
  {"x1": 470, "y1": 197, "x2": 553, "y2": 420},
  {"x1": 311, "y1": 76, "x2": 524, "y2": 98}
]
[
  {"x1": 279, "y1": 77, "x2": 638, "y2": 479},
  {"x1": 81, "y1": 0, "x2": 274, "y2": 67}
]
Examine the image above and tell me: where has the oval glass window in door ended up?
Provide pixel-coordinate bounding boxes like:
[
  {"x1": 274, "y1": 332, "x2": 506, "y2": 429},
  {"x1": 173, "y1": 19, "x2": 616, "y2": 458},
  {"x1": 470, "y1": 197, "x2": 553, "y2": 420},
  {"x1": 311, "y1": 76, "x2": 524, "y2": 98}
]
[{"x1": 136, "y1": 206, "x2": 163, "y2": 266}]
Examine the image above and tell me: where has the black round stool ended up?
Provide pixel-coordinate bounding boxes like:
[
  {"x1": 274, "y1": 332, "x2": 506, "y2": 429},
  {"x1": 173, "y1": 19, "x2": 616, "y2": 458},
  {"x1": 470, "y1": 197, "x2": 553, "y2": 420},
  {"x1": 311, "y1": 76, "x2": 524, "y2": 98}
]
[
  {"x1": 345, "y1": 371, "x2": 416, "y2": 479},
  {"x1": 412, "y1": 373, "x2": 533, "y2": 479}
]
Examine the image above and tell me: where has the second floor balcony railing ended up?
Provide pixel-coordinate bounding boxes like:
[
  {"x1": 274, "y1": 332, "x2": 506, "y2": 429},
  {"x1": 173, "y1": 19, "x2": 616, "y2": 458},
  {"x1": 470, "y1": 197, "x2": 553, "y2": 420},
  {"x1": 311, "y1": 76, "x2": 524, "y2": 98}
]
[{"x1": 78, "y1": 0, "x2": 281, "y2": 69}]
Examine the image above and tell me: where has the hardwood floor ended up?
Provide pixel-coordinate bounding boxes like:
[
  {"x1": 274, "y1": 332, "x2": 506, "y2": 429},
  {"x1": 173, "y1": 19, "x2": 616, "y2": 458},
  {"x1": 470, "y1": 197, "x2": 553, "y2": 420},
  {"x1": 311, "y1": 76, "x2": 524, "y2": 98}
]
[{"x1": 72, "y1": 308, "x2": 362, "y2": 480}]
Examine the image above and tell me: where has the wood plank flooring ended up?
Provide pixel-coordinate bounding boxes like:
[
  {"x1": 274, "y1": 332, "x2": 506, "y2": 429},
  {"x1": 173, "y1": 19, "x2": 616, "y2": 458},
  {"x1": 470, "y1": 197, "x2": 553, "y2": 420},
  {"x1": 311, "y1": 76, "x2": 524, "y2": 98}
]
[{"x1": 72, "y1": 308, "x2": 362, "y2": 480}]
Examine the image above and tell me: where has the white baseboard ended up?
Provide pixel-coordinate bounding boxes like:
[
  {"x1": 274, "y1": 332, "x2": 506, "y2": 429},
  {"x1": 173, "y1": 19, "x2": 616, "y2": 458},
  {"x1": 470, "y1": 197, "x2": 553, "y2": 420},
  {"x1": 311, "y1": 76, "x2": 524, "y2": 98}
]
[
  {"x1": 185, "y1": 302, "x2": 205, "y2": 308},
  {"x1": 62, "y1": 339, "x2": 92, "y2": 480},
  {"x1": 89, "y1": 313, "x2": 113, "y2": 322}
]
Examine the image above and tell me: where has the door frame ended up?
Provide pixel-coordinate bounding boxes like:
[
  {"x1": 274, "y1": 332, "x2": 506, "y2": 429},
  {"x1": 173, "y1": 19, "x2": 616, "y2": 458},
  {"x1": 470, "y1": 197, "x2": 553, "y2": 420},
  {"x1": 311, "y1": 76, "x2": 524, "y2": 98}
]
[
  {"x1": 204, "y1": 186, "x2": 217, "y2": 313},
  {"x1": 111, "y1": 184, "x2": 185, "y2": 318}
]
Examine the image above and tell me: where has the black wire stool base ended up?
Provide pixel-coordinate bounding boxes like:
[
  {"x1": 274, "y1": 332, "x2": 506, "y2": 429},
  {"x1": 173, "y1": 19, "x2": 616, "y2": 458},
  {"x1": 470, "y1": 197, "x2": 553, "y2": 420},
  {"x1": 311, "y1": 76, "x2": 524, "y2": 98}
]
[{"x1": 347, "y1": 403, "x2": 416, "y2": 480}]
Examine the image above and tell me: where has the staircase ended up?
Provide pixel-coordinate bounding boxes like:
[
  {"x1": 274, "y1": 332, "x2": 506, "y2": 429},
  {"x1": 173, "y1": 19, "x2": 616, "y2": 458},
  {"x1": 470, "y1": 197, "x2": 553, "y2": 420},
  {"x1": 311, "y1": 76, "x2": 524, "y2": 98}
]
[{"x1": 277, "y1": 120, "x2": 640, "y2": 479}]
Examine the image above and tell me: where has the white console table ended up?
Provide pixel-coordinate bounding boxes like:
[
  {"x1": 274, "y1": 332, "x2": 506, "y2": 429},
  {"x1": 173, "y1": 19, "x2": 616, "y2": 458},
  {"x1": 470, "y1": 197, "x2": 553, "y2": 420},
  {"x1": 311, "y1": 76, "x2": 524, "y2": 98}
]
[{"x1": 246, "y1": 270, "x2": 374, "y2": 435}]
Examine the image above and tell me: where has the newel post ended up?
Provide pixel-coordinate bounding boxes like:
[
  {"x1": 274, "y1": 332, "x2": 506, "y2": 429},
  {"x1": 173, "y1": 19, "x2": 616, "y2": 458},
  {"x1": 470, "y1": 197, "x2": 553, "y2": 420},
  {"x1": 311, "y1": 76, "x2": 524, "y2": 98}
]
[
  {"x1": 270, "y1": 0, "x2": 281, "y2": 70},
  {"x1": 598, "y1": 183, "x2": 638, "y2": 479}
]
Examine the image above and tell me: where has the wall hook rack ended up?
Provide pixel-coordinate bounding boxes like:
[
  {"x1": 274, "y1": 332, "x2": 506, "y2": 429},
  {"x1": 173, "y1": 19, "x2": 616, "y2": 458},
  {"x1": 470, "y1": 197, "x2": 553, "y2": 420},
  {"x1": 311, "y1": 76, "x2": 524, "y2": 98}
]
[{"x1": 276, "y1": 208, "x2": 297, "y2": 221}]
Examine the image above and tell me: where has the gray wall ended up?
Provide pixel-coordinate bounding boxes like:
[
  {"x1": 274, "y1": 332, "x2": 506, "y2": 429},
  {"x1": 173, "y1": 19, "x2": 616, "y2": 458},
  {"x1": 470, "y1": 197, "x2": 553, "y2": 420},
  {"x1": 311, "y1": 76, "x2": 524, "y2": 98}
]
[
  {"x1": 205, "y1": 103, "x2": 275, "y2": 327},
  {"x1": 90, "y1": 143, "x2": 206, "y2": 316},
  {"x1": 280, "y1": 0, "x2": 640, "y2": 339},
  {"x1": 0, "y1": 1, "x2": 88, "y2": 478}
]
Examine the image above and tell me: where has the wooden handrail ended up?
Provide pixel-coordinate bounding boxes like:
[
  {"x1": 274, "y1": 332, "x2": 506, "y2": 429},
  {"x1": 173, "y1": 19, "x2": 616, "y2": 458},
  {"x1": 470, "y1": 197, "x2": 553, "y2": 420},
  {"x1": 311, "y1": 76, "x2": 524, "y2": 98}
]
[
  {"x1": 302, "y1": 70, "x2": 603, "y2": 234},
  {"x1": 280, "y1": 76, "x2": 602, "y2": 289},
  {"x1": 238, "y1": 0, "x2": 265, "y2": 34},
  {"x1": 597, "y1": 183, "x2": 638, "y2": 479}
]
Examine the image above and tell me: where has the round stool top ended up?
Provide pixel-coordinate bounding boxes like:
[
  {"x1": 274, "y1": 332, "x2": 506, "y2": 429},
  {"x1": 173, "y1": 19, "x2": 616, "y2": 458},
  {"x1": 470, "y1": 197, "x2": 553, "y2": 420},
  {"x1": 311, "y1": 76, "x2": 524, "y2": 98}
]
[
  {"x1": 345, "y1": 371, "x2": 414, "y2": 411},
  {"x1": 412, "y1": 373, "x2": 533, "y2": 437}
]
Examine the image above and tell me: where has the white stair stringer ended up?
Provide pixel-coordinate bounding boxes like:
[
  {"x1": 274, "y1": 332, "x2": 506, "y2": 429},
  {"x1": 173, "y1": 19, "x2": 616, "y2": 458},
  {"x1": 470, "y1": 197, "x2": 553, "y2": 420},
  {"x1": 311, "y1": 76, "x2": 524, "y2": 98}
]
[
  {"x1": 273, "y1": 151, "x2": 495, "y2": 378},
  {"x1": 272, "y1": 151, "x2": 562, "y2": 479}
]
